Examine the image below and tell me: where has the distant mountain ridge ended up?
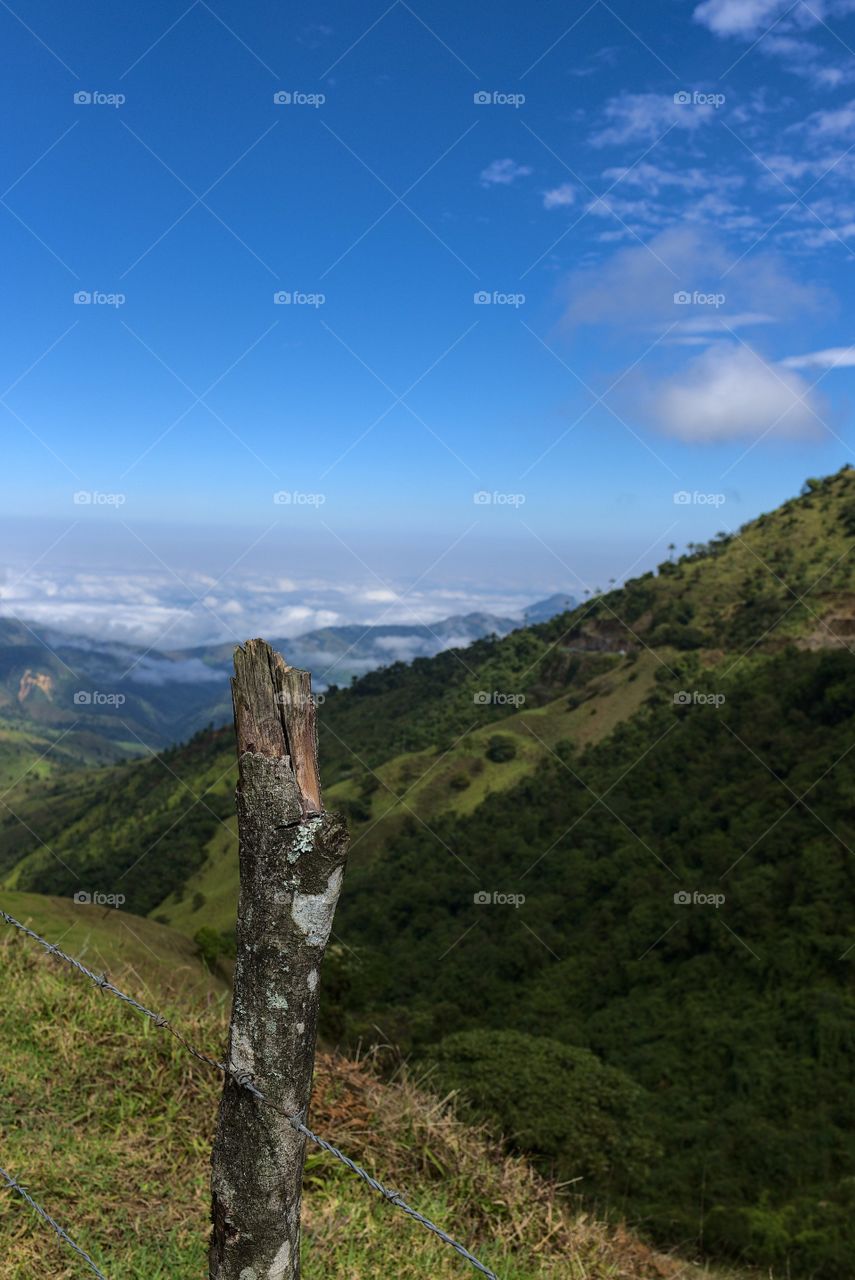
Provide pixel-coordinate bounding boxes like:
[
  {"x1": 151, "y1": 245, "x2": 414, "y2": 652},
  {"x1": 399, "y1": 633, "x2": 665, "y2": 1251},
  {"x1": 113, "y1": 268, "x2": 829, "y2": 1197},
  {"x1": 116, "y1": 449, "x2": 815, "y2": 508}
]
[
  {"x1": 0, "y1": 594, "x2": 576, "y2": 759},
  {"x1": 183, "y1": 604, "x2": 561, "y2": 685},
  {"x1": 522, "y1": 593, "x2": 576, "y2": 624}
]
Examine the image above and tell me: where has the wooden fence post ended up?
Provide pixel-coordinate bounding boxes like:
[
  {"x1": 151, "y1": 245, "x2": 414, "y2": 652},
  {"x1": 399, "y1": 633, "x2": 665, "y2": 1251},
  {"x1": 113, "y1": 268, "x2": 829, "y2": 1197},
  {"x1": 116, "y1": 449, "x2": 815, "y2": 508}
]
[{"x1": 209, "y1": 639, "x2": 349, "y2": 1280}]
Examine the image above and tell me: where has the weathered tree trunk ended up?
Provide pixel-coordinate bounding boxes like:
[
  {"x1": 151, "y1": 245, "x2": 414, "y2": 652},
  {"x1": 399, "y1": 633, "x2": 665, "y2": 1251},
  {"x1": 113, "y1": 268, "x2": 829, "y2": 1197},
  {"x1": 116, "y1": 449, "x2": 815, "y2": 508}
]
[{"x1": 209, "y1": 639, "x2": 349, "y2": 1280}]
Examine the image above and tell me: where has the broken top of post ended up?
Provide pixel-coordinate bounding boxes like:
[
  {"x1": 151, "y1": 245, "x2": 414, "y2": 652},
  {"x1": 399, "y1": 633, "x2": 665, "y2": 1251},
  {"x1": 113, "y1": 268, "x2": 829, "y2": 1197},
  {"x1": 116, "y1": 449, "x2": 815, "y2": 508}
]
[{"x1": 232, "y1": 637, "x2": 322, "y2": 816}]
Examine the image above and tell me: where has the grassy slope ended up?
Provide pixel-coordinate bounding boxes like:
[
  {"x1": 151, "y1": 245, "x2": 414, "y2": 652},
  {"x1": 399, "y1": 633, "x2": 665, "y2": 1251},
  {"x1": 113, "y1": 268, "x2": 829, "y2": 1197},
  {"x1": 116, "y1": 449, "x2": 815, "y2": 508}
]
[
  {"x1": 151, "y1": 652, "x2": 660, "y2": 936},
  {"x1": 0, "y1": 722, "x2": 138, "y2": 799},
  {"x1": 0, "y1": 651, "x2": 648, "y2": 930},
  {"x1": 158, "y1": 817, "x2": 239, "y2": 936},
  {"x1": 0, "y1": 924, "x2": 746, "y2": 1280},
  {"x1": 559, "y1": 467, "x2": 855, "y2": 651},
  {"x1": 0, "y1": 728, "x2": 236, "y2": 914},
  {"x1": 0, "y1": 890, "x2": 226, "y2": 1002}
]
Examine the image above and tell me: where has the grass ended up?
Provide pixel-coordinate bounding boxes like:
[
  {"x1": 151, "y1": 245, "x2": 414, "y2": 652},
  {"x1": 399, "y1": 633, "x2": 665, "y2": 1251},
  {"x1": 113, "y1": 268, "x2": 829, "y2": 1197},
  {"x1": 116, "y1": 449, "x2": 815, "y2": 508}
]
[
  {"x1": 153, "y1": 820, "x2": 239, "y2": 938},
  {"x1": 0, "y1": 891, "x2": 226, "y2": 1003},
  {"x1": 0, "y1": 921, "x2": 751, "y2": 1280},
  {"x1": 151, "y1": 653, "x2": 662, "y2": 940},
  {"x1": 330, "y1": 651, "x2": 659, "y2": 827}
]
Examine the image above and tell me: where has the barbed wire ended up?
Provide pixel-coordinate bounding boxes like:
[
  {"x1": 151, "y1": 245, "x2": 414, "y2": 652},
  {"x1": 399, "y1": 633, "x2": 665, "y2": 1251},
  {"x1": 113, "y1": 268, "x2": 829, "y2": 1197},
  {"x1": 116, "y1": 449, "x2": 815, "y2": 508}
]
[
  {"x1": 0, "y1": 1163, "x2": 110, "y2": 1279},
  {"x1": 0, "y1": 910, "x2": 501, "y2": 1280},
  {"x1": 289, "y1": 1118, "x2": 501, "y2": 1279}
]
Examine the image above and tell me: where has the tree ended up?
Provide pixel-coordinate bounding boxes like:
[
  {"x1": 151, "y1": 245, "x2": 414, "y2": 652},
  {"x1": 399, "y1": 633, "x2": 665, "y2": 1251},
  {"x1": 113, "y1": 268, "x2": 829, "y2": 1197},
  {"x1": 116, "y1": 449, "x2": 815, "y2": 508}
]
[
  {"x1": 486, "y1": 735, "x2": 517, "y2": 763},
  {"x1": 432, "y1": 1030, "x2": 659, "y2": 1191}
]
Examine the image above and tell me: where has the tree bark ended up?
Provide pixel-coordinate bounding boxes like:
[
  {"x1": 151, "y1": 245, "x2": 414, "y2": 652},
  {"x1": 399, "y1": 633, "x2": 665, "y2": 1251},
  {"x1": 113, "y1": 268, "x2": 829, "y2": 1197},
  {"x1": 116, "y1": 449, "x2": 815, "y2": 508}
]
[{"x1": 210, "y1": 639, "x2": 349, "y2": 1280}]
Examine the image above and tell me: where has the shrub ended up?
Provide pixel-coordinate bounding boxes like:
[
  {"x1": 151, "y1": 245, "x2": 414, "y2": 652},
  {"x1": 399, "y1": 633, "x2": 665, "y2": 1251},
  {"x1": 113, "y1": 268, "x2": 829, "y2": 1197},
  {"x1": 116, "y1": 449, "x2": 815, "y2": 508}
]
[
  {"x1": 431, "y1": 1030, "x2": 659, "y2": 1193},
  {"x1": 194, "y1": 926, "x2": 236, "y2": 972},
  {"x1": 486, "y1": 735, "x2": 517, "y2": 763}
]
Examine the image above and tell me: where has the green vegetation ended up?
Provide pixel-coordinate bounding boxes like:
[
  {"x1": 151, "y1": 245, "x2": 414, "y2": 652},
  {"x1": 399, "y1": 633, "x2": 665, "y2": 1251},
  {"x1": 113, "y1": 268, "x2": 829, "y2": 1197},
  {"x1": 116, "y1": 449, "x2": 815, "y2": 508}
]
[
  {"x1": 0, "y1": 727, "x2": 235, "y2": 914},
  {"x1": 432, "y1": 1030, "x2": 660, "y2": 1192},
  {"x1": 485, "y1": 734, "x2": 517, "y2": 762},
  {"x1": 337, "y1": 645, "x2": 855, "y2": 1275},
  {"x1": 0, "y1": 890, "x2": 225, "y2": 1001},
  {"x1": 193, "y1": 924, "x2": 235, "y2": 974},
  {"x1": 0, "y1": 927, "x2": 736, "y2": 1280}
]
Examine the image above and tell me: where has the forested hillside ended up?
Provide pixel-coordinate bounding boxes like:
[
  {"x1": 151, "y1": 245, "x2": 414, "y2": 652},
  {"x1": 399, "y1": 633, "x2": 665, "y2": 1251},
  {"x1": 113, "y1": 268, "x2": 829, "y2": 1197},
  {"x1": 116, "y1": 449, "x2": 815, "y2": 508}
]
[{"x1": 338, "y1": 645, "x2": 855, "y2": 1273}]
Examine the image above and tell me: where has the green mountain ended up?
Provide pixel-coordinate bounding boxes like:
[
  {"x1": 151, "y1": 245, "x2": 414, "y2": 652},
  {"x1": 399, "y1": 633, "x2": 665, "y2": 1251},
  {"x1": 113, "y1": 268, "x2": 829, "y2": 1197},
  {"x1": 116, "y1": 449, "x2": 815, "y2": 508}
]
[
  {"x1": 0, "y1": 618, "x2": 228, "y2": 794},
  {"x1": 3, "y1": 467, "x2": 855, "y2": 1276}
]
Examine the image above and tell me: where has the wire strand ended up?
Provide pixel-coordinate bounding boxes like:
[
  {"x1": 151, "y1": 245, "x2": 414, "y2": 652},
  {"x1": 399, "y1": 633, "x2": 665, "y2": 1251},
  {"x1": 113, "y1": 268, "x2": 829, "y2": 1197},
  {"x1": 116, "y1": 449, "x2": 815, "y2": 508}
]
[
  {"x1": 1, "y1": 910, "x2": 500, "y2": 1280},
  {"x1": 0, "y1": 1164, "x2": 110, "y2": 1279}
]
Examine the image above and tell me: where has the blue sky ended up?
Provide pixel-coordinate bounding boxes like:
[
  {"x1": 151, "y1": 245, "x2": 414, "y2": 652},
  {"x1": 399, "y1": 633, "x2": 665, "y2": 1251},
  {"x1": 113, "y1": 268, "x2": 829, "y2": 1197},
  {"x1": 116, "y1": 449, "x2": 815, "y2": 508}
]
[{"x1": 3, "y1": 0, "x2": 855, "y2": 644}]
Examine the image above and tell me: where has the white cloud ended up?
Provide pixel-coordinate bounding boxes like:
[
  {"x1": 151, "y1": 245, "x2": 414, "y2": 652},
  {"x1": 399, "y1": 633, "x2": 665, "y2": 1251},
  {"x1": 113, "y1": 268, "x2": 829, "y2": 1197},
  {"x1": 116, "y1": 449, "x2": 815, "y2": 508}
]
[
  {"x1": 692, "y1": 0, "x2": 855, "y2": 36},
  {"x1": 561, "y1": 226, "x2": 826, "y2": 330},
  {"x1": 360, "y1": 588, "x2": 398, "y2": 603},
  {"x1": 776, "y1": 201, "x2": 855, "y2": 248},
  {"x1": 569, "y1": 45, "x2": 621, "y2": 77},
  {"x1": 781, "y1": 345, "x2": 855, "y2": 368},
  {"x1": 694, "y1": 1, "x2": 855, "y2": 84},
  {"x1": 586, "y1": 166, "x2": 751, "y2": 238},
  {"x1": 601, "y1": 162, "x2": 738, "y2": 194},
  {"x1": 794, "y1": 99, "x2": 855, "y2": 138},
  {"x1": 480, "y1": 158, "x2": 532, "y2": 187},
  {"x1": 694, "y1": 0, "x2": 794, "y2": 37},
  {"x1": 585, "y1": 193, "x2": 655, "y2": 222},
  {"x1": 757, "y1": 152, "x2": 830, "y2": 184},
  {"x1": 763, "y1": 33, "x2": 855, "y2": 86},
  {"x1": 647, "y1": 343, "x2": 826, "y2": 441},
  {"x1": 676, "y1": 311, "x2": 776, "y2": 333},
  {"x1": 543, "y1": 183, "x2": 576, "y2": 209},
  {"x1": 0, "y1": 566, "x2": 547, "y2": 650},
  {"x1": 590, "y1": 93, "x2": 715, "y2": 147}
]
